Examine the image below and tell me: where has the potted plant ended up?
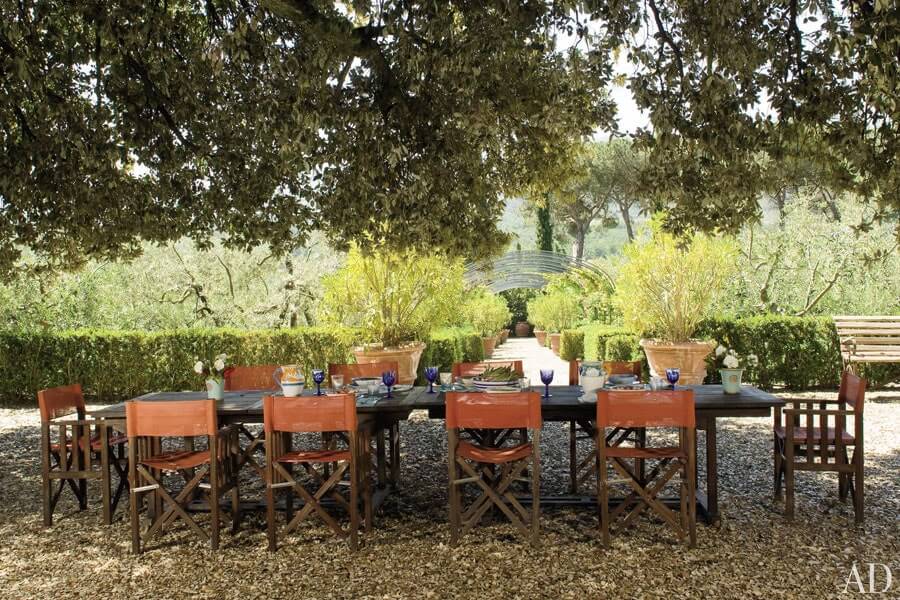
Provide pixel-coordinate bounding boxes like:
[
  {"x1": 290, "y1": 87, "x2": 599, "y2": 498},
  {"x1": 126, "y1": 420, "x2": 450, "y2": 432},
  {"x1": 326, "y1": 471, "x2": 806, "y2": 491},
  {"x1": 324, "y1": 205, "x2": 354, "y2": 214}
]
[
  {"x1": 527, "y1": 295, "x2": 549, "y2": 346},
  {"x1": 319, "y1": 247, "x2": 463, "y2": 384},
  {"x1": 194, "y1": 354, "x2": 233, "y2": 400},
  {"x1": 500, "y1": 288, "x2": 536, "y2": 338},
  {"x1": 463, "y1": 290, "x2": 511, "y2": 359},
  {"x1": 614, "y1": 225, "x2": 736, "y2": 384},
  {"x1": 711, "y1": 345, "x2": 758, "y2": 393},
  {"x1": 543, "y1": 291, "x2": 580, "y2": 355}
]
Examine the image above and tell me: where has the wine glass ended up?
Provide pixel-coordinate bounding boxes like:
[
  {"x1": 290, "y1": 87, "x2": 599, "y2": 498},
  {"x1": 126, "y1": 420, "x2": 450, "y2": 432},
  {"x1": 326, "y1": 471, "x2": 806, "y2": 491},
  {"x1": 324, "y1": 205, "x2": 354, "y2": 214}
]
[
  {"x1": 312, "y1": 369, "x2": 326, "y2": 396},
  {"x1": 540, "y1": 369, "x2": 554, "y2": 399},
  {"x1": 382, "y1": 370, "x2": 397, "y2": 399},
  {"x1": 665, "y1": 368, "x2": 680, "y2": 389},
  {"x1": 424, "y1": 366, "x2": 439, "y2": 394}
]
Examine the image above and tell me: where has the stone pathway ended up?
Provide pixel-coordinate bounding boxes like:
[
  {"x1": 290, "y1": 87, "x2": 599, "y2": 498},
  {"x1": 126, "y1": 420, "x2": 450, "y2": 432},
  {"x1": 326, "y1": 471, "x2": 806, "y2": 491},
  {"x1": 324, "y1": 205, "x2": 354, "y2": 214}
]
[{"x1": 490, "y1": 335, "x2": 571, "y2": 386}]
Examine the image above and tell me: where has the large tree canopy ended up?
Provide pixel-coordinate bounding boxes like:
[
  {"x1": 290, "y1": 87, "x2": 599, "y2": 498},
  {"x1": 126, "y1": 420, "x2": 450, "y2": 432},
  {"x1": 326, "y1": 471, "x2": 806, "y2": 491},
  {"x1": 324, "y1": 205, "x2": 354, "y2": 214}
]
[
  {"x1": 1, "y1": 1, "x2": 897, "y2": 276},
  {"x1": 0, "y1": 0, "x2": 627, "y2": 274},
  {"x1": 625, "y1": 0, "x2": 899, "y2": 234}
]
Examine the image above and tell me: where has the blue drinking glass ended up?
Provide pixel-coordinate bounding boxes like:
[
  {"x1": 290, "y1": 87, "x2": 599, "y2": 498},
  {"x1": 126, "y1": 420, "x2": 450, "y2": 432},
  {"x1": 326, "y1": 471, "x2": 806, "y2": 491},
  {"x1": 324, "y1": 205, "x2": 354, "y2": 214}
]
[
  {"x1": 540, "y1": 369, "x2": 554, "y2": 399},
  {"x1": 382, "y1": 370, "x2": 397, "y2": 399},
  {"x1": 424, "y1": 366, "x2": 439, "y2": 394},
  {"x1": 665, "y1": 368, "x2": 680, "y2": 389},
  {"x1": 312, "y1": 369, "x2": 326, "y2": 396}
]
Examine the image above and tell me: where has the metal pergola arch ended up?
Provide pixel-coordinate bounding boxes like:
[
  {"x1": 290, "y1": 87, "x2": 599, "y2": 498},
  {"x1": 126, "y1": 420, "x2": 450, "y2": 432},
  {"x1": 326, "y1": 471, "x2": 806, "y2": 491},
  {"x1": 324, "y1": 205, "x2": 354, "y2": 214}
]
[{"x1": 463, "y1": 250, "x2": 613, "y2": 292}]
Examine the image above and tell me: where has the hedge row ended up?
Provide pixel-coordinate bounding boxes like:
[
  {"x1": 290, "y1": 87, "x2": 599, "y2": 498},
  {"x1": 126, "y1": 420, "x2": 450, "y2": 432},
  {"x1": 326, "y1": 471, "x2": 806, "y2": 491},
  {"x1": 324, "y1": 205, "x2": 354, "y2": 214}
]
[
  {"x1": 576, "y1": 316, "x2": 900, "y2": 390},
  {"x1": 0, "y1": 327, "x2": 360, "y2": 405},
  {"x1": 416, "y1": 326, "x2": 485, "y2": 383}
]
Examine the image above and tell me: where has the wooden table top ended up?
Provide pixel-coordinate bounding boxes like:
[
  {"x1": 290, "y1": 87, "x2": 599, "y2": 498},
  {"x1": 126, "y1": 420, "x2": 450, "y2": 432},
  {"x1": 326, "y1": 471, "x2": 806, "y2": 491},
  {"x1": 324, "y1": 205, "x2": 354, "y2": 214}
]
[{"x1": 89, "y1": 384, "x2": 783, "y2": 421}]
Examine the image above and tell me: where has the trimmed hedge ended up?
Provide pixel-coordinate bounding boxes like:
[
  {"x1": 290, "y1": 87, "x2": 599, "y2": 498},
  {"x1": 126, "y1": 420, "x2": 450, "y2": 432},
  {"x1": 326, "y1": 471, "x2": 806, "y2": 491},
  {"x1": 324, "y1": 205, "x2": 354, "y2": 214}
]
[
  {"x1": 578, "y1": 315, "x2": 900, "y2": 390},
  {"x1": 559, "y1": 330, "x2": 584, "y2": 362},
  {"x1": 416, "y1": 326, "x2": 484, "y2": 383},
  {"x1": 0, "y1": 327, "x2": 360, "y2": 405}
]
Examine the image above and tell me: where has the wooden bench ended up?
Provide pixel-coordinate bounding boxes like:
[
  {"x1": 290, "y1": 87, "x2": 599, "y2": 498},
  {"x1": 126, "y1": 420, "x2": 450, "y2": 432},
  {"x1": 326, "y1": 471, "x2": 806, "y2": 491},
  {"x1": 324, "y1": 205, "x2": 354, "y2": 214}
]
[{"x1": 833, "y1": 315, "x2": 900, "y2": 372}]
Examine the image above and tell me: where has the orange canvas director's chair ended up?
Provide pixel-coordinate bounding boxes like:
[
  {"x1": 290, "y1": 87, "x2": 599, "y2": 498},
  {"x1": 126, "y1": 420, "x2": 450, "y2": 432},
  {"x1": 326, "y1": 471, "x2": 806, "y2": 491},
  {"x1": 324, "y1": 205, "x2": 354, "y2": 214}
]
[
  {"x1": 596, "y1": 389, "x2": 696, "y2": 547},
  {"x1": 224, "y1": 365, "x2": 280, "y2": 479},
  {"x1": 567, "y1": 360, "x2": 646, "y2": 494},
  {"x1": 263, "y1": 393, "x2": 369, "y2": 551},
  {"x1": 446, "y1": 391, "x2": 542, "y2": 546},
  {"x1": 38, "y1": 384, "x2": 128, "y2": 526},
  {"x1": 126, "y1": 398, "x2": 240, "y2": 553}
]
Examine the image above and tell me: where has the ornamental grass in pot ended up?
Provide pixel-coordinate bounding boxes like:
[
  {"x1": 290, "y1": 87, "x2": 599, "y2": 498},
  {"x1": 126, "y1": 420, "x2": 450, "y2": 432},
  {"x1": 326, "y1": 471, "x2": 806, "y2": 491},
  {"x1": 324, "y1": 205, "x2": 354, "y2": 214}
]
[
  {"x1": 319, "y1": 246, "x2": 464, "y2": 384},
  {"x1": 614, "y1": 225, "x2": 736, "y2": 384}
]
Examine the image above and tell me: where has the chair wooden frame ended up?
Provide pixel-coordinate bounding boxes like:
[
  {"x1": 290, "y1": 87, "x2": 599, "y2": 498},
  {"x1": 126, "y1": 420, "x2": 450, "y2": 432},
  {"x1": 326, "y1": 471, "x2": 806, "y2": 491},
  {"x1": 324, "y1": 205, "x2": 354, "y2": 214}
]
[
  {"x1": 446, "y1": 391, "x2": 542, "y2": 547},
  {"x1": 328, "y1": 361, "x2": 399, "y2": 486},
  {"x1": 774, "y1": 371, "x2": 866, "y2": 523},
  {"x1": 596, "y1": 390, "x2": 696, "y2": 548},
  {"x1": 568, "y1": 360, "x2": 645, "y2": 494},
  {"x1": 263, "y1": 394, "x2": 369, "y2": 551},
  {"x1": 38, "y1": 384, "x2": 128, "y2": 526},
  {"x1": 126, "y1": 399, "x2": 240, "y2": 553},
  {"x1": 224, "y1": 365, "x2": 279, "y2": 480}
]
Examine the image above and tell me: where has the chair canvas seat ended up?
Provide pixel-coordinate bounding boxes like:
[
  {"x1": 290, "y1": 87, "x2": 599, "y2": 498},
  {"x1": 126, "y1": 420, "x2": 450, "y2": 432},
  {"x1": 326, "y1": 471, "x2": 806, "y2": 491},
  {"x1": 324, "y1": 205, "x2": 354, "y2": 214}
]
[
  {"x1": 774, "y1": 425, "x2": 855, "y2": 444},
  {"x1": 456, "y1": 441, "x2": 532, "y2": 464},
  {"x1": 275, "y1": 449, "x2": 351, "y2": 463},
  {"x1": 139, "y1": 450, "x2": 212, "y2": 471}
]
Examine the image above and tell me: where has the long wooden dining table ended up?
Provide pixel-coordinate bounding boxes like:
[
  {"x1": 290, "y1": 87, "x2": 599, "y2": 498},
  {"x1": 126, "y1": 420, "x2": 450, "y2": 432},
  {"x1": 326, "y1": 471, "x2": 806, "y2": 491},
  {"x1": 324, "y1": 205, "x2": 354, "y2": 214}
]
[{"x1": 90, "y1": 384, "x2": 783, "y2": 524}]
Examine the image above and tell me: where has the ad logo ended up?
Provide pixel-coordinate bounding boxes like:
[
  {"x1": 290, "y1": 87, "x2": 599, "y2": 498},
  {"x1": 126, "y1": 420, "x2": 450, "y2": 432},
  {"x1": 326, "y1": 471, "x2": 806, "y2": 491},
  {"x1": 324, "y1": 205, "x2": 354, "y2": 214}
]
[{"x1": 843, "y1": 563, "x2": 894, "y2": 594}]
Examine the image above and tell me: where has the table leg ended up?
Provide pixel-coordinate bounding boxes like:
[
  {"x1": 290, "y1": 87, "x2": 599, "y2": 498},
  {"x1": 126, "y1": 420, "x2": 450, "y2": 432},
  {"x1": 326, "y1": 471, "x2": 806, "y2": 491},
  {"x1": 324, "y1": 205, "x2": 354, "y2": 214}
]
[
  {"x1": 704, "y1": 416, "x2": 719, "y2": 524},
  {"x1": 389, "y1": 422, "x2": 400, "y2": 487},
  {"x1": 376, "y1": 429, "x2": 387, "y2": 488}
]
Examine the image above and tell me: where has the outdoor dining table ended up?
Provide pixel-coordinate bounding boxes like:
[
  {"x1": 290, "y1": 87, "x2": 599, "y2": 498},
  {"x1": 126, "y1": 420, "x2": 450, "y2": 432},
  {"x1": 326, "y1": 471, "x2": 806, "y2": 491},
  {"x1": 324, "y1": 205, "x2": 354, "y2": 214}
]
[{"x1": 90, "y1": 384, "x2": 783, "y2": 524}]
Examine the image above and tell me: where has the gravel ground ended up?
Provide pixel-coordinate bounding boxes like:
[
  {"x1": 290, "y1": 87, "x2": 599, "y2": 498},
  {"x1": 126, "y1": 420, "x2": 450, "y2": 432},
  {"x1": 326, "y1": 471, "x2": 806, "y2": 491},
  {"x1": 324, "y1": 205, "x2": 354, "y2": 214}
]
[{"x1": 1, "y1": 390, "x2": 898, "y2": 599}]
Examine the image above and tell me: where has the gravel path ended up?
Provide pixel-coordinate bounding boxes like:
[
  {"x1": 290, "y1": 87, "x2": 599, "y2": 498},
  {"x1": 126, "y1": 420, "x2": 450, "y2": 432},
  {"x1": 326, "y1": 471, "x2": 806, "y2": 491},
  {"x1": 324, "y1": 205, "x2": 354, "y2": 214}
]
[{"x1": 1, "y1": 390, "x2": 898, "y2": 599}]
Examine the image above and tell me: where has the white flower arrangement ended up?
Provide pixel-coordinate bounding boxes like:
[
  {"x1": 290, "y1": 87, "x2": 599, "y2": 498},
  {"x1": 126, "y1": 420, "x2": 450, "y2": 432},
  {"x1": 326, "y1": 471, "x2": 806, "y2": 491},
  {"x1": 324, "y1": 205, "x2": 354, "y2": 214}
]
[
  {"x1": 714, "y1": 345, "x2": 758, "y2": 370},
  {"x1": 194, "y1": 353, "x2": 232, "y2": 381}
]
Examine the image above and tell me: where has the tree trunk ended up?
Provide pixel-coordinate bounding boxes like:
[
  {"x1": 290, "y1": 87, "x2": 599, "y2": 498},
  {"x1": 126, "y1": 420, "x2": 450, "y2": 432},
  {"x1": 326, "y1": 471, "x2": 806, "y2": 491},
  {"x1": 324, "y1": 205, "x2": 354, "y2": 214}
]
[
  {"x1": 619, "y1": 201, "x2": 634, "y2": 240},
  {"x1": 572, "y1": 227, "x2": 586, "y2": 261}
]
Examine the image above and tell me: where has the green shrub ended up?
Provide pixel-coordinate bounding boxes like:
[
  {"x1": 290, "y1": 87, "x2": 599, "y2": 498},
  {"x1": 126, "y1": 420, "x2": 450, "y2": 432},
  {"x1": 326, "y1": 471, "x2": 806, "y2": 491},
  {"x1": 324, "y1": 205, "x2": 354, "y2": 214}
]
[
  {"x1": 580, "y1": 323, "x2": 632, "y2": 361},
  {"x1": 416, "y1": 326, "x2": 484, "y2": 383},
  {"x1": 0, "y1": 327, "x2": 360, "y2": 405},
  {"x1": 500, "y1": 288, "x2": 537, "y2": 328},
  {"x1": 463, "y1": 290, "x2": 512, "y2": 337},
  {"x1": 614, "y1": 224, "x2": 736, "y2": 341},
  {"x1": 560, "y1": 330, "x2": 584, "y2": 361},
  {"x1": 605, "y1": 335, "x2": 642, "y2": 362},
  {"x1": 579, "y1": 315, "x2": 900, "y2": 389}
]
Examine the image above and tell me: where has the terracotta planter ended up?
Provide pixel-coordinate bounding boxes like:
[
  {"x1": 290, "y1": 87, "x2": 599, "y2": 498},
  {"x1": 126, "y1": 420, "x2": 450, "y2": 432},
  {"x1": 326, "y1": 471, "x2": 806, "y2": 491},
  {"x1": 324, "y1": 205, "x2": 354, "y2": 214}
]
[
  {"x1": 640, "y1": 339, "x2": 716, "y2": 385},
  {"x1": 549, "y1": 333, "x2": 562, "y2": 354},
  {"x1": 534, "y1": 329, "x2": 547, "y2": 346},
  {"x1": 498, "y1": 329, "x2": 509, "y2": 344},
  {"x1": 515, "y1": 322, "x2": 530, "y2": 337},
  {"x1": 481, "y1": 336, "x2": 497, "y2": 358},
  {"x1": 353, "y1": 341, "x2": 426, "y2": 385}
]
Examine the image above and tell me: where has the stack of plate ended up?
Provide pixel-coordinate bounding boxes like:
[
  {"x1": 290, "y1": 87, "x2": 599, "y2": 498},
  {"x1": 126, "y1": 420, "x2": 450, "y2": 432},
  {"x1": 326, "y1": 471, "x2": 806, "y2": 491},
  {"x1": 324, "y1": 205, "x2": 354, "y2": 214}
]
[{"x1": 473, "y1": 377, "x2": 520, "y2": 392}]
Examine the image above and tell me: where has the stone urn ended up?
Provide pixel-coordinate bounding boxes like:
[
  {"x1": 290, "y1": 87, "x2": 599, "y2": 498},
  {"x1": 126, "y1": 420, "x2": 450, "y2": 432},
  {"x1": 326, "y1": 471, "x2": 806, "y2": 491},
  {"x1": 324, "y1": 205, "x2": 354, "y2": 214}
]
[
  {"x1": 353, "y1": 341, "x2": 426, "y2": 385},
  {"x1": 534, "y1": 329, "x2": 547, "y2": 346},
  {"x1": 515, "y1": 322, "x2": 530, "y2": 337},
  {"x1": 549, "y1": 333, "x2": 562, "y2": 355},
  {"x1": 481, "y1": 335, "x2": 497, "y2": 358},
  {"x1": 640, "y1": 339, "x2": 716, "y2": 385}
]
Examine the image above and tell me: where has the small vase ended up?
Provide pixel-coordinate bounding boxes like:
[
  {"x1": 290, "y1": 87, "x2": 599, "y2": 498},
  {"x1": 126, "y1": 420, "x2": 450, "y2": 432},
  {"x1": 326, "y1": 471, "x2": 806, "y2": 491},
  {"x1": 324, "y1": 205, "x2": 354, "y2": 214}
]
[
  {"x1": 206, "y1": 378, "x2": 225, "y2": 400},
  {"x1": 719, "y1": 368, "x2": 743, "y2": 394}
]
